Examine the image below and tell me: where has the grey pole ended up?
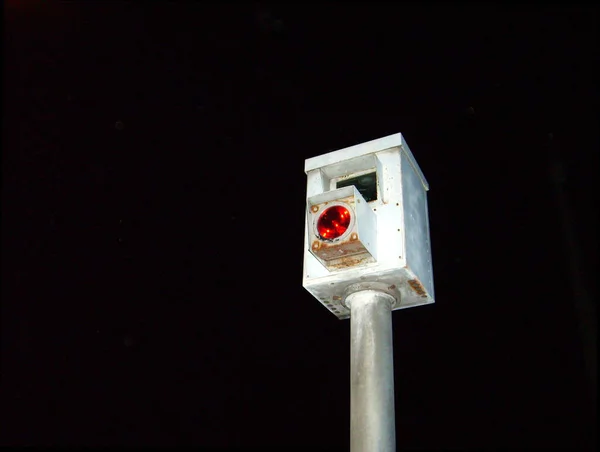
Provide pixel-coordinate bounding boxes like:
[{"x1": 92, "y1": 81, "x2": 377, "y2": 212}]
[{"x1": 346, "y1": 290, "x2": 396, "y2": 452}]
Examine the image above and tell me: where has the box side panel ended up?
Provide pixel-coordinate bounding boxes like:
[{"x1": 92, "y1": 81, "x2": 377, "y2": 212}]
[
  {"x1": 303, "y1": 209, "x2": 330, "y2": 281},
  {"x1": 401, "y1": 151, "x2": 435, "y2": 299},
  {"x1": 354, "y1": 186, "x2": 377, "y2": 259},
  {"x1": 374, "y1": 149, "x2": 404, "y2": 268},
  {"x1": 306, "y1": 169, "x2": 328, "y2": 198},
  {"x1": 400, "y1": 141, "x2": 429, "y2": 191}
]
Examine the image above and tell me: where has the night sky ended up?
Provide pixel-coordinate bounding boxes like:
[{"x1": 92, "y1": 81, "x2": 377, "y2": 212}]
[{"x1": 2, "y1": 2, "x2": 597, "y2": 449}]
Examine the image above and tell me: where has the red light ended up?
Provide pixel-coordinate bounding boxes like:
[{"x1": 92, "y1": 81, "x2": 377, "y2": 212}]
[{"x1": 317, "y1": 206, "x2": 351, "y2": 240}]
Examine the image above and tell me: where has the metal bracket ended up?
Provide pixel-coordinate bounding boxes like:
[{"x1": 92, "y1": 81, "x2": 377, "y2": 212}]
[{"x1": 342, "y1": 281, "x2": 401, "y2": 310}]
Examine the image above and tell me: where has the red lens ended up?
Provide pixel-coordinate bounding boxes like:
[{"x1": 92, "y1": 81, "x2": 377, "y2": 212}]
[{"x1": 317, "y1": 206, "x2": 351, "y2": 239}]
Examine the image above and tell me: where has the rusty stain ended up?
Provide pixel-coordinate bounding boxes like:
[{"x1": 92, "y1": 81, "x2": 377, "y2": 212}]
[
  {"x1": 313, "y1": 238, "x2": 366, "y2": 261},
  {"x1": 327, "y1": 255, "x2": 373, "y2": 270},
  {"x1": 407, "y1": 279, "x2": 427, "y2": 297},
  {"x1": 388, "y1": 284, "x2": 396, "y2": 290},
  {"x1": 333, "y1": 295, "x2": 341, "y2": 301}
]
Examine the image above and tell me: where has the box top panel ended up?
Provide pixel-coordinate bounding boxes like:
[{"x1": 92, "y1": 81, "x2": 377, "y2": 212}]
[{"x1": 305, "y1": 133, "x2": 429, "y2": 191}]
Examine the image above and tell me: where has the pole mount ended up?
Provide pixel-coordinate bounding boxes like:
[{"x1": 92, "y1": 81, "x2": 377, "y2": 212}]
[{"x1": 341, "y1": 282, "x2": 400, "y2": 310}]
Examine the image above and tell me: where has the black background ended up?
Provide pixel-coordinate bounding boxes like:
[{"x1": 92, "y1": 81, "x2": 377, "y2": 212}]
[{"x1": 2, "y1": 2, "x2": 597, "y2": 449}]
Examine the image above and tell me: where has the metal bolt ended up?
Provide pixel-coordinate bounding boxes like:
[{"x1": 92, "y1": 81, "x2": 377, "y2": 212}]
[{"x1": 311, "y1": 205, "x2": 319, "y2": 213}]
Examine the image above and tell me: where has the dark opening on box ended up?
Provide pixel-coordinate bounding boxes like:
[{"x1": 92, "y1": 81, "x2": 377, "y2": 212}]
[{"x1": 336, "y1": 171, "x2": 377, "y2": 202}]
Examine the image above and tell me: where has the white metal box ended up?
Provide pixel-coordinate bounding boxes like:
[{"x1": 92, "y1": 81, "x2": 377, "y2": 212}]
[{"x1": 302, "y1": 133, "x2": 434, "y2": 319}]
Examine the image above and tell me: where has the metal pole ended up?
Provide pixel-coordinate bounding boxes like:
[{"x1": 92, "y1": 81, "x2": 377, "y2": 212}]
[{"x1": 346, "y1": 289, "x2": 396, "y2": 452}]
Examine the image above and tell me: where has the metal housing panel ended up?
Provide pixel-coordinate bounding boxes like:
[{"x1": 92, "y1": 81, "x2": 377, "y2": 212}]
[
  {"x1": 303, "y1": 133, "x2": 434, "y2": 319},
  {"x1": 401, "y1": 149, "x2": 434, "y2": 299},
  {"x1": 307, "y1": 186, "x2": 377, "y2": 271}
]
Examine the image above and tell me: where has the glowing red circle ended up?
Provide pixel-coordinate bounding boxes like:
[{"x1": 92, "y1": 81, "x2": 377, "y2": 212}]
[{"x1": 317, "y1": 206, "x2": 351, "y2": 240}]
